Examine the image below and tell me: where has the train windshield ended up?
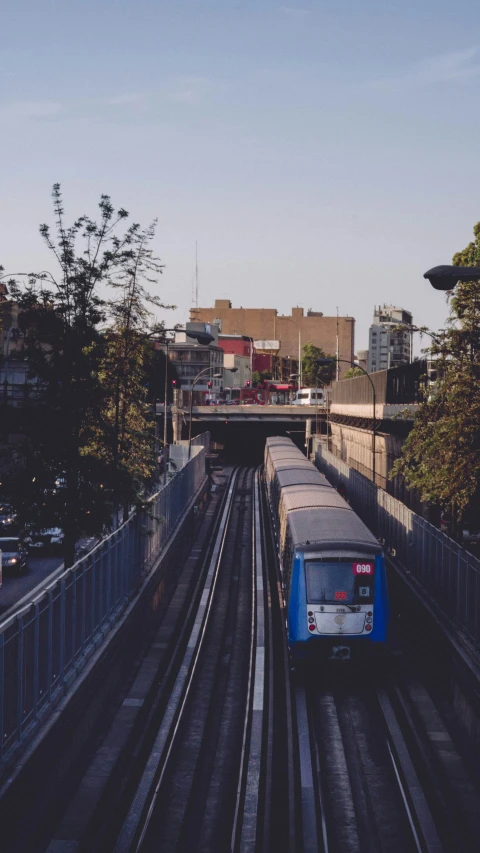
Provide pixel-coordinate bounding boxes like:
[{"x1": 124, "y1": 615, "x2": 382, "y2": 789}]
[{"x1": 305, "y1": 560, "x2": 374, "y2": 605}]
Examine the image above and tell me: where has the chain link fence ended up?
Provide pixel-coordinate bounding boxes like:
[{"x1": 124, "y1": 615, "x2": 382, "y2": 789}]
[
  {"x1": 315, "y1": 443, "x2": 480, "y2": 652},
  {"x1": 0, "y1": 435, "x2": 209, "y2": 765}
]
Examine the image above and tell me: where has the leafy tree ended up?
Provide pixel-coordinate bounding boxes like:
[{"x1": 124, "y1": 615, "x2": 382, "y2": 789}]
[
  {"x1": 252, "y1": 369, "x2": 273, "y2": 387},
  {"x1": 301, "y1": 342, "x2": 336, "y2": 386},
  {"x1": 344, "y1": 366, "x2": 365, "y2": 379},
  {"x1": 391, "y1": 221, "x2": 480, "y2": 537},
  {"x1": 100, "y1": 221, "x2": 174, "y2": 517},
  {"x1": 2, "y1": 185, "x2": 173, "y2": 565}
]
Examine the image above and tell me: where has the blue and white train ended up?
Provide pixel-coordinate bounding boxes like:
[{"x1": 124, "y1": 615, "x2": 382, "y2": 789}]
[{"x1": 264, "y1": 436, "x2": 390, "y2": 661}]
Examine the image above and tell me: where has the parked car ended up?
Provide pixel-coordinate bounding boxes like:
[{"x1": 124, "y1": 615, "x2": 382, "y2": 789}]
[
  {"x1": 0, "y1": 504, "x2": 18, "y2": 532},
  {"x1": 24, "y1": 527, "x2": 64, "y2": 555},
  {"x1": 0, "y1": 537, "x2": 28, "y2": 575}
]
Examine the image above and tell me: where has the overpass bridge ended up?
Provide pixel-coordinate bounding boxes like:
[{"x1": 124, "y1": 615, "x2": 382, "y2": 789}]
[
  {"x1": 157, "y1": 402, "x2": 327, "y2": 423},
  {"x1": 157, "y1": 403, "x2": 328, "y2": 462}
]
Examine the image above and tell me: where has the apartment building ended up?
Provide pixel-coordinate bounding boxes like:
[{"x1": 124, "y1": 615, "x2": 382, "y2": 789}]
[{"x1": 368, "y1": 305, "x2": 412, "y2": 374}]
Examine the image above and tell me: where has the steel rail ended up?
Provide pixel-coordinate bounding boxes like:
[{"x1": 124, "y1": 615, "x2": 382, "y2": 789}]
[
  {"x1": 295, "y1": 685, "x2": 322, "y2": 853},
  {"x1": 311, "y1": 710, "x2": 330, "y2": 853},
  {"x1": 377, "y1": 687, "x2": 444, "y2": 853},
  {"x1": 260, "y1": 470, "x2": 297, "y2": 853},
  {"x1": 232, "y1": 468, "x2": 264, "y2": 852},
  {"x1": 114, "y1": 468, "x2": 241, "y2": 853}
]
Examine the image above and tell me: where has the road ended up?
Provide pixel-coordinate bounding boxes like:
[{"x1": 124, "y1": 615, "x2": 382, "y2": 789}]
[{"x1": 0, "y1": 554, "x2": 63, "y2": 616}]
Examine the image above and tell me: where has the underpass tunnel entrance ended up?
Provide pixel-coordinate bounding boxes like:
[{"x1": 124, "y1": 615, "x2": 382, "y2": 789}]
[{"x1": 187, "y1": 420, "x2": 319, "y2": 464}]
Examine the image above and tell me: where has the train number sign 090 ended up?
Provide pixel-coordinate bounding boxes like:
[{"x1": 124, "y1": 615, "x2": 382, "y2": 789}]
[{"x1": 353, "y1": 562, "x2": 374, "y2": 575}]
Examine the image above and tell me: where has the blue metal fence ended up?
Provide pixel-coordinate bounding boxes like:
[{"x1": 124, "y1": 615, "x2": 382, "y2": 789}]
[
  {"x1": 316, "y1": 443, "x2": 480, "y2": 652},
  {"x1": 0, "y1": 436, "x2": 208, "y2": 765}
]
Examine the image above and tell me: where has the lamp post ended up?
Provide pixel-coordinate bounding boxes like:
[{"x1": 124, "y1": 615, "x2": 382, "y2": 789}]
[
  {"x1": 156, "y1": 328, "x2": 214, "y2": 481},
  {"x1": 317, "y1": 357, "x2": 377, "y2": 487},
  {"x1": 188, "y1": 368, "x2": 223, "y2": 459},
  {"x1": 284, "y1": 317, "x2": 302, "y2": 389},
  {"x1": 424, "y1": 265, "x2": 480, "y2": 291},
  {"x1": 289, "y1": 372, "x2": 299, "y2": 402}
]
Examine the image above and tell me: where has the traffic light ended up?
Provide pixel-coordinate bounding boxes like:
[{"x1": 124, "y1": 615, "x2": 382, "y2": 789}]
[
  {"x1": 172, "y1": 379, "x2": 177, "y2": 387},
  {"x1": 207, "y1": 381, "x2": 212, "y2": 389},
  {"x1": 246, "y1": 380, "x2": 251, "y2": 388}
]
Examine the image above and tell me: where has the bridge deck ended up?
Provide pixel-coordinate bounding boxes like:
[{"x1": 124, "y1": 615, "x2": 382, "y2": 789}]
[{"x1": 177, "y1": 404, "x2": 327, "y2": 422}]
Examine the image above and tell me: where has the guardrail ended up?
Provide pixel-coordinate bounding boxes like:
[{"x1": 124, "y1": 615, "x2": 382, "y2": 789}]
[
  {"x1": 315, "y1": 444, "x2": 480, "y2": 652},
  {"x1": 0, "y1": 435, "x2": 209, "y2": 766}
]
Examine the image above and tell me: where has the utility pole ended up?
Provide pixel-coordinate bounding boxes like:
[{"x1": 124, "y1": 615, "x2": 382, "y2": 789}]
[{"x1": 195, "y1": 241, "x2": 199, "y2": 314}]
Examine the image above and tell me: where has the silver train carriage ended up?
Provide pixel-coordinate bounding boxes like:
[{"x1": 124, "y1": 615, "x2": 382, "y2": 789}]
[{"x1": 264, "y1": 437, "x2": 390, "y2": 661}]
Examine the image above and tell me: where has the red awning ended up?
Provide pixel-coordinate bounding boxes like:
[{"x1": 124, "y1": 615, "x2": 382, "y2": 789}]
[{"x1": 269, "y1": 384, "x2": 291, "y2": 390}]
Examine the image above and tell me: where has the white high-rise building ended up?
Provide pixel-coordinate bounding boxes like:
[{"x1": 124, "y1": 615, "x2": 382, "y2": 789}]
[{"x1": 368, "y1": 306, "x2": 413, "y2": 373}]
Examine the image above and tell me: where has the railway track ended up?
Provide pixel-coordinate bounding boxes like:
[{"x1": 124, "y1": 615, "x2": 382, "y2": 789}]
[
  {"x1": 109, "y1": 464, "x2": 294, "y2": 853},
  {"x1": 11, "y1": 464, "x2": 480, "y2": 853},
  {"x1": 109, "y1": 466, "x2": 253, "y2": 851},
  {"x1": 24, "y1": 465, "x2": 296, "y2": 853},
  {"x1": 292, "y1": 661, "x2": 480, "y2": 853},
  {"x1": 261, "y1": 471, "x2": 480, "y2": 853}
]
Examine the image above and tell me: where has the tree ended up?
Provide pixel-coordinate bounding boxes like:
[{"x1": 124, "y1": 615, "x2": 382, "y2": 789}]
[
  {"x1": 301, "y1": 342, "x2": 336, "y2": 387},
  {"x1": 2, "y1": 185, "x2": 173, "y2": 565},
  {"x1": 100, "y1": 221, "x2": 174, "y2": 518},
  {"x1": 391, "y1": 221, "x2": 480, "y2": 537},
  {"x1": 344, "y1": 366, "x2": 365, "y2": 379}
]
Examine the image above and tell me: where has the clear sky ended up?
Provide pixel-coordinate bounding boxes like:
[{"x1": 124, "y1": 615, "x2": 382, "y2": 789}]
[{"x1": 2, "y1": 0, "x2": 480, "y2": 355}]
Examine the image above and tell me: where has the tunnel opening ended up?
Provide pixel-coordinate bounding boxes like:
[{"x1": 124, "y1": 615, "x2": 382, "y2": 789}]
[{"x1": 186, "y1": 420, "x2": 318, "y2": 465}]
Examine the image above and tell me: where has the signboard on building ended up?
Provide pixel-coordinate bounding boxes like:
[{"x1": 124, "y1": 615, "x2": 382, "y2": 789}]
[{"x1": 254, "y1": 340, "x2": 279, "y2": 352}]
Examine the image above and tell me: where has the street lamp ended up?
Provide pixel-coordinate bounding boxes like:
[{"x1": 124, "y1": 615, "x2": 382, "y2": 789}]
[
  {"x1": 317, "y1": 357, "x2": 378, "y2": 487},
  {"x1": 283, "y1": 317, "x2": 302, "y2": 389},
  {"x1": 424, "y1": 265, "x2": 480, "y2": 291},
  {"x1": 289, "y1": 373, "x2": 299, "y2": 400},
  {"x1": 188, "y1": 368, "x2": 223, "y2": 459},
  {"x1": 156, "y1": 328, "x2": 214, "y2": 481}
]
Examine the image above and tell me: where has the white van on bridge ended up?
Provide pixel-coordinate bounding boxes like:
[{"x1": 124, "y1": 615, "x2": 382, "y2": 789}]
[{"x1": 290, "y1": 388, "x2": 325, "y2": 406}]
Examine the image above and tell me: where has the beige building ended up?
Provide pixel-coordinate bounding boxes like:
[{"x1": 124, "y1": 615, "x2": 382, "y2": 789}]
[
  {"x1": 191, "y1": 300, "x2": 355, "y2": 380},
  {"x1": 223, "y1": 353, "x2": 251, "y2": 388}
]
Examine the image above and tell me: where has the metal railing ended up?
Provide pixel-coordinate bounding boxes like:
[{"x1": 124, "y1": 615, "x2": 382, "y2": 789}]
[
  {"x1": 0, "y1": 435, "x2": 209, "y2": 765},
  {"x1": 316, "y1": 444, "x2": 480, "y2": 652}
]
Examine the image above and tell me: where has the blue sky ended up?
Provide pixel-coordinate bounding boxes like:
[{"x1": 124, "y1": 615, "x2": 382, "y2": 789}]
[{"x1": 2, "y1": 0, "x2": 480, "y2": 353}]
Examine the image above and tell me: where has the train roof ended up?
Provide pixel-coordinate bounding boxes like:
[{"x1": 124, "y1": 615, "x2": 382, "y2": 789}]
[
  {"x1": 276, "y1": 468, "x2": 327, "y2": 488},
  {"x1": 266, "y1": 436, "x2": 294, "y2": 445},
  {"x1": 287, "y1": 506, "x2": 381, "y2": 551},
  {"x1": 268, "y1": 444, "x2": 305, "y2": 454},
  {"x1": 281, "y1": 487, "x2": 347, "y2": 512},
  {"x1": 279, "y1": 471, "x2": 332, "y2": 491},
  {"x1": 269, "y1": 450, "x2": 307, "y2": 463},
  {"x1": 273, "y1": 462, "x2": 314, "y2": 475}
]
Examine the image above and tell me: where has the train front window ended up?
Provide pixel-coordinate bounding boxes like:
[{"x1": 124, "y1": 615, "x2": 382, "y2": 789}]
[{"x1": 305, "y1": 560, "x2": 374, "y2": 605}]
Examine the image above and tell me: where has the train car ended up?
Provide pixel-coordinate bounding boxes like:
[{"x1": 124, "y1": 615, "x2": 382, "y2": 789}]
[
  {"x1": 264, "y1": 436, "x2": 389, "y2": 661},
  {"x1": 264, "y1": 445, "x2": 307, "y2": 490}
]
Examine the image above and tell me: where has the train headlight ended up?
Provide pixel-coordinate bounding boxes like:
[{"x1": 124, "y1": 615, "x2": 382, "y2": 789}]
[
  {"x1": 309, "y1": 625, "x2": 315, "y2": 632},
  {"x1": 365, "y1": 624, "x2": 372, "y2": 631},
  {"x1": 366, "y1": 616, "x2": 372, "y2": 624},
  {"x1": 308, "y1": 617, "x2": 314, "y2": 624}
]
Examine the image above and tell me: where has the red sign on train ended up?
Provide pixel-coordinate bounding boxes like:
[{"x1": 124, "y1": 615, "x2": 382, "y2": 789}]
[
  {"x1": 335, "y1": 591, "x2": 347, "y2": 600},
  {"x1": 353, "y1": 562, "x2": 374, "y2": 575}
]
